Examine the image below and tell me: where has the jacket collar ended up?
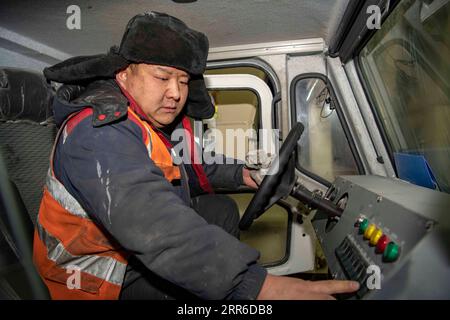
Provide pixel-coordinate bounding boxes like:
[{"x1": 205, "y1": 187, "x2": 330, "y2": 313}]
[{"x1": 53, "y1": 79, "x2": 128, "y2": 127}]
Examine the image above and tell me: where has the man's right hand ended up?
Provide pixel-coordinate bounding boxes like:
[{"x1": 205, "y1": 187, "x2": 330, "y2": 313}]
[{"x1": 257, "y1": 274, "x2": 360, "y2": 300}]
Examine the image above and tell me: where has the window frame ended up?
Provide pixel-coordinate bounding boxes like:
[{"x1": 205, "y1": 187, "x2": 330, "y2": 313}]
[
  {"x1": 290, "y1": 73, "x2": 365, "y2": 186},
  {"x1": 207, "y1": 58, "x2": 282, "y2": 130},
  {"x1": 260, "y1": 200, "x2": 293, "y2": 268}
]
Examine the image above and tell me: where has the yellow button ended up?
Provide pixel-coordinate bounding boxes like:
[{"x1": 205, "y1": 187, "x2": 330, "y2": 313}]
[
  {"x1": 364, "y1": 224, "x2": 376, "y2": 240},
  {"x1": 370, "y1": 228, "x2": 383, "y2": 246}
]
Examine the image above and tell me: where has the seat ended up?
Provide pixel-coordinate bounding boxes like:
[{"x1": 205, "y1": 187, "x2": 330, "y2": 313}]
[{"x1": 0, "y1": 67, "x2": 54, "y2": 299}]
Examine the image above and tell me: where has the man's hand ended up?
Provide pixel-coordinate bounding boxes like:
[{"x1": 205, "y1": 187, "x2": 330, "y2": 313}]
[
  {"x1": 243, "y1": 150, "x2": 275, "y2": 188},
  {"x1": 257, "y1": 274, "x2": 360, "y2": 300},
  {"x1": 243, "y1": 167, "x2": 259, "y2": 189}
]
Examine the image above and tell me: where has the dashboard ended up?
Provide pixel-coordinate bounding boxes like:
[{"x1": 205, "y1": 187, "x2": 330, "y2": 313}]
[{"x1": 312, "y1": 175, "x2": 450, "y2": 299}]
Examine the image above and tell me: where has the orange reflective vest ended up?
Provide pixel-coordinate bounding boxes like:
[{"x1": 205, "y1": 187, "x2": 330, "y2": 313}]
[{"x1": 33, "y1": 107, "x2": 181, "y2": 299}]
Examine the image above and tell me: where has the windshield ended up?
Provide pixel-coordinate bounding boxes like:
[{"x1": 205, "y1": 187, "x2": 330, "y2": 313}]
[{"x1": 359, "y1": 0, "x2": 450, "y2": 193}]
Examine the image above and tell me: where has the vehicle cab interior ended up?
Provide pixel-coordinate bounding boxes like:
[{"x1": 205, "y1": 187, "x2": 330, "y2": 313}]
[{"x1": 0, "y1": 0, "x2": 449, "y2": 300}]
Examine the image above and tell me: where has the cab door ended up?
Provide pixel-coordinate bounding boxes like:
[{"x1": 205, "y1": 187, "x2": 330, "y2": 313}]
[{"x1": 199, "y1": 70, "x2": 317, "y2": 275}]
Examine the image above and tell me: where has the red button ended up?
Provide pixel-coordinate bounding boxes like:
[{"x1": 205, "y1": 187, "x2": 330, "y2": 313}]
[
  {"x1": 376, "y1": 234, "x2": 390, "y2": 253},
  {"x1": 98, "y1": 114, "x2": 106, "y2": 121},
  {"x1": 114, "y1": 111, "x2": 121, "y2": 117}
]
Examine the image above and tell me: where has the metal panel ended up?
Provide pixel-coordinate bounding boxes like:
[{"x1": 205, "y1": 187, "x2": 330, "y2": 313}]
[
  {"x1": 343, "y1": 60, "x2": 396, "y2": 177},
  {"x1": 327, "y1": 56, "x2": 390, "y2": 176},
  {"x1": 313, "y1": 175, "x2": 450, "y2": 299},
  {"x1": 267, "y1": 216, "x2": 316, "y2": 275}
]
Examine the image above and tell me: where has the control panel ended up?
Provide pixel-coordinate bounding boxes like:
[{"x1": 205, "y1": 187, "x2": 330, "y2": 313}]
[{"x1": 312, "y1": 175, "x2": 450, "y2": 299}]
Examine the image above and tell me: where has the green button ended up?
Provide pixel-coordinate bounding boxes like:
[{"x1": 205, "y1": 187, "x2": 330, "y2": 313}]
[
  {"x1": 359, "y1": 219, "x2": 369, "y2": 234},
  {"x1": 383, "y1": 242, "x2": 400, "y2": 262}
]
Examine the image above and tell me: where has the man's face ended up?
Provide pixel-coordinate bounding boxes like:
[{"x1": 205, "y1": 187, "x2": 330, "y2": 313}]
[{"x1": 116, "y1": 63, "x2": 190, "y2": 128}]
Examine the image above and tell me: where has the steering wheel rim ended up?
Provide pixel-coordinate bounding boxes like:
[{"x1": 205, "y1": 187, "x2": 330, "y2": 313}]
[{"x1": 239, "y1": 122, "x2": 304, "y2": 230}]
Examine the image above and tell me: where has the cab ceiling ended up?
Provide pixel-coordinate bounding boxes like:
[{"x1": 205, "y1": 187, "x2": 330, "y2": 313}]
[{"x1": 0, "y1": 0, "x2": 349, "y2": 61}]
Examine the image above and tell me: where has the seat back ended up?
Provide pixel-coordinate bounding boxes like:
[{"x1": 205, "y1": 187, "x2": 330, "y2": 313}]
[
  {"x1": 0, "y1": 67, "x2": 54, "y2": 299},
  {"x1": 0, "y1": 67, "x2": 56, "y2": 226}
]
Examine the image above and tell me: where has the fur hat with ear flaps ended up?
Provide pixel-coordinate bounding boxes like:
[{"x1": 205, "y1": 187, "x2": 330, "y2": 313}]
[{"x1": 43, "y1": 12, "x2": 214, "y2": 119}]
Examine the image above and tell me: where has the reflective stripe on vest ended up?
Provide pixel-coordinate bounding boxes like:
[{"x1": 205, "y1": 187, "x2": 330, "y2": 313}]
[
  {"x1": 35, "y1": 219, "x2": 126, "y2": 286},
  {"x1": 45, "y1": 170, "x2": 90, "y2": 220},
  {"x1": 33, "y1": 107, "x2": 181, "y2": 299}
]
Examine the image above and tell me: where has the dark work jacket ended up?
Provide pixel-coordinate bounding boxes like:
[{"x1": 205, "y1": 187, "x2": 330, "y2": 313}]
[{"x1": 51, "y1": 79, "x2": 267, "y2": 299}]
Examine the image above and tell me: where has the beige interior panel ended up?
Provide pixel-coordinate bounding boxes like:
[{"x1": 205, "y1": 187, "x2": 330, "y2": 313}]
[
  {"x1": 205, "y1": 90, "x2": 258, "y2": 161},
  {"x1": 229, "y1": 193, "x2": 288, "y2": 265}
]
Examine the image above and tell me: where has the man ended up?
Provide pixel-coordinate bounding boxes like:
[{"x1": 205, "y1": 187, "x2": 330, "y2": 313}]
[{"x1": 33, "y1": 12, "x2": 359, "y2": 300}]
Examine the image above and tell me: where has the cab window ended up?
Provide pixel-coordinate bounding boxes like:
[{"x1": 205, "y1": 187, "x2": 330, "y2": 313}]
[
  {"x1": 359, "y1": 0, "x2": 450, "y2": 193},
  {"x1": 292, "y1": 76, "x2": 360, "y2": 183}
]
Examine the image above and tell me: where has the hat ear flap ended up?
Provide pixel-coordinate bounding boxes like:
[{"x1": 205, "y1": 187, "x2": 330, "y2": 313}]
[
  {"x1": 43, "y1": 52, "x2": 129, "y2": 84},
  {"x1": 185, "y1": 75, "x2": 215, "y2": 119}
]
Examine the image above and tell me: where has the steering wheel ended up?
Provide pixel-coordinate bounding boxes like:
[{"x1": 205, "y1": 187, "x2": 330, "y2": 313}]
[{"x1": 239, "y1": 122, "x2": 304, "y2": 230}]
